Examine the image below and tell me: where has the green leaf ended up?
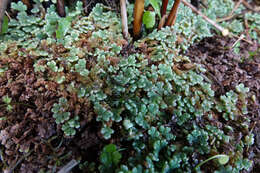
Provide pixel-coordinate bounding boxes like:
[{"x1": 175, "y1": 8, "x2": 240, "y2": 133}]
[
  {"x1": 149, "y1": 0, "x2": 161, "y2": 18},
  {"x1": 142, "y1": 11, "x2": 156, "y2": 29},
  {"x1": 47, "y1": 60, "x2": 58, "y2": 72},
  {"x1": 51, "y1": 103, "x2": 60, "y2": 113},
  {"x1": 100, "y1": 144, "x2": 122, "y2": 167},
  {"x1": 7, "y1": 105, "x2": 13, "y2": 112},
  {"x1": 75, "y1": 59, "x2": 89, "y2": 77},
  {"x1": 218, "y1": 155, "x2": 229, "y2": 165},
  {"x1": 2, "y1": 95, "x2": 12, "y2": 104},
  {"x1": 56, "y1": 76, "x2": 66, "y2": 84},
  {"x1": 77, "y1": 87, "x2": 86, "y2": 98},
  {"x1": 56, "y1": 17, "x2": 72, "y2": 39},
  {"x1": 112, "y1": 151, "x2": 122, "y2": 165},
  {"x1": 59, "y1": 97, "x2": 68, "y2": 105},
  {"x1": 235, "y1": 83, "x2": 249, "y2": 93},
  {"x1": 123, "y1": 119, "x2": 133, "y2": 130},
  {"x1": 101, "y1": 126, "x2": 114, "y2": 139},
  {"x1": 1, "y1": 15, "x2": 8, "y2": 34},
  {"x1": 11, "y1": 2, "x2": 27, "y2": 12}
]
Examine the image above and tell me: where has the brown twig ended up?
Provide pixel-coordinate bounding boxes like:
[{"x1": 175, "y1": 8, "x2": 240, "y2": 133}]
[
  {"x1": 232, "y1": 34, "x2": 245, "y2": 48},
  {"x1": 242, "y1": 0, "x2": 260, "y2": 12},
  {"x1": 82, "y1": 0, "x2": 92, "y2": 14},
  {"x1": 216, "y1": 0, "x2": 243, "y2": 22},
  {"x1": 216, "y1": 14, "x2": 238, "y2": 23},
  {"x1": 5, "y1": 11, "x2": 11, "y2": 20},
  {"x1": 182, "y1": 0, "x2": 254, "y2": 44},
  {"x1": 8, "y1": 150, "x2": 33, "y2": 173},
  {"x1": 230, "y1": 0, "x2": 243, "y2": 16},
  {"x1": 231, "y1": 33, "x2": 253, "y2": 45},
  {"x1": 165, "y1": 0, "x2": 181, "y2": 26},
  {"x1": 158, "y1": 14, "x2": 167, "y2": 30}
]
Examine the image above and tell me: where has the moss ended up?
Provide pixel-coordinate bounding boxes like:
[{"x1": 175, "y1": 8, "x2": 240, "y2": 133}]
[{"x1": 0, "y1": 1, "x2": 256, "y2": 172}]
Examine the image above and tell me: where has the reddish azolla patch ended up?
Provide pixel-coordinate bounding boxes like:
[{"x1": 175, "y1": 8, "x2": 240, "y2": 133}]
[{"x1": 0, "y1": 41, "x2": 101, "y2": 172}]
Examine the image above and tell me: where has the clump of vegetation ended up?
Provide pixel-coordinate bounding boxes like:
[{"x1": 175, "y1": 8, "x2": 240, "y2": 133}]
[
  {"x1": 99, "y1": 144, "x2": 122, "y2": 172},
  {"x1": 51, "y1": 98, "x2": 80, "y2": 136},
  {"x1": 0, "y1": 0, "x2": 258, "y2": 172}
]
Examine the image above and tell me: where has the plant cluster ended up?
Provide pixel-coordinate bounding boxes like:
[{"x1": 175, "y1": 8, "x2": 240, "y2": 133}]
[
  {"x1": 0, "y1": 0, "x2": 257, "y2": 172},
  {"x1": 99, "y1": 144, "x2": 122, "y2": 173},
  {"x1": 1, "y1": 0, "x2": 82, "y2": 43},
  {"x1": 51, "y1": 97, "x2": 80, "y2": 136},
  {"x1": 205, "y1": 0, "x2": 260, "y2": 44}
]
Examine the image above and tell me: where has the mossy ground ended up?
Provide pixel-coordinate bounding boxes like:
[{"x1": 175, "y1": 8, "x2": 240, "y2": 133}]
[{"x1": 0, "y1": 0, "x2": 259, "y2": 172}]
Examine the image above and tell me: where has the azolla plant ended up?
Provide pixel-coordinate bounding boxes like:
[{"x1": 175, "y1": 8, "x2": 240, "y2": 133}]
[{"x1": 0, "y1": 1, "x2": 257, "y2": 172}]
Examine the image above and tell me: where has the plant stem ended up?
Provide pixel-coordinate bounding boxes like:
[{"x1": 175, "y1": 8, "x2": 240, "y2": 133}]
[
  {"x1": 0, "y1": 0, "x2": 9, "y2": 32},
  {"x1": 165, "y1": 0, "x2": 181, "y2": 26},
  {"x1": 82, "y1": 0, "x2": 88, "y2": 14},
  {"x1": 57, "y1": 0, "x2": 66, "y2": 17},
  {"x1": 0, "y1": 102, "x2": 35, "y2": 109},
  {"x1": 242, "y1": 0, "x2": 260, "y2": 12},
  {"x1": 120, "y1": 0, "x2": 129, "y2": 39},
  {"x1": 194, "y1": 154, "x2": 229, "y2": 170},
  {"x1": 133, "y1": 0, "x2": 145, "y2": 38},
  {"x1": 161, "y1": 0, "x2": 169, "y2": 17},
  {"x1": 8, "y1": 150, "x2": 33, "y2": 173},
  {"x1": 158, "y1": 14, "x2": 167, "y2": 30}
]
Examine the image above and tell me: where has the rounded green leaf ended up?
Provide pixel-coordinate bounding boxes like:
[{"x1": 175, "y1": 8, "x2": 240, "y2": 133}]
[
  {"x1": 123, "y1": 119, "x2": 133, "y2": 130},
  {"x1": 142, "y1": 11, "x2": 156, "y2": 29},
  {"x1": 218, "y1": 155, "x2": 229, "y2": 165}
]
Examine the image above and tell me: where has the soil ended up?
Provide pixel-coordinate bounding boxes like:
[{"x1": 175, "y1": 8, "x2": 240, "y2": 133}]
[{"x1": 0, "y1": 0, "x2": 259, "y2": 172}]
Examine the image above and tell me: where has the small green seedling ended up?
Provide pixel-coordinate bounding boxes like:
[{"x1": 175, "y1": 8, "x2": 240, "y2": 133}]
[
  {"x1": 2, "y1": 95, "x2": 13, "y2": 112},
  {"x1": 195, "y1": 154, "x2": 229, "y2": 171},
  {"x1": 143, "y1": 11, "x2": 156, "y2": 29},
  {"x1": 99, "y1": 144, "x2": 122, "y2": 172}
]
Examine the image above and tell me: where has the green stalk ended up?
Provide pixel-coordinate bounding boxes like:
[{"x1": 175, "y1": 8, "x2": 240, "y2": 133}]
[
  {"x1": 0, "y1": 0, "x2": 9, "y2": 32},
  {"x1": 195, "y1": 154, "x2": 229, "y2": 171}
]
